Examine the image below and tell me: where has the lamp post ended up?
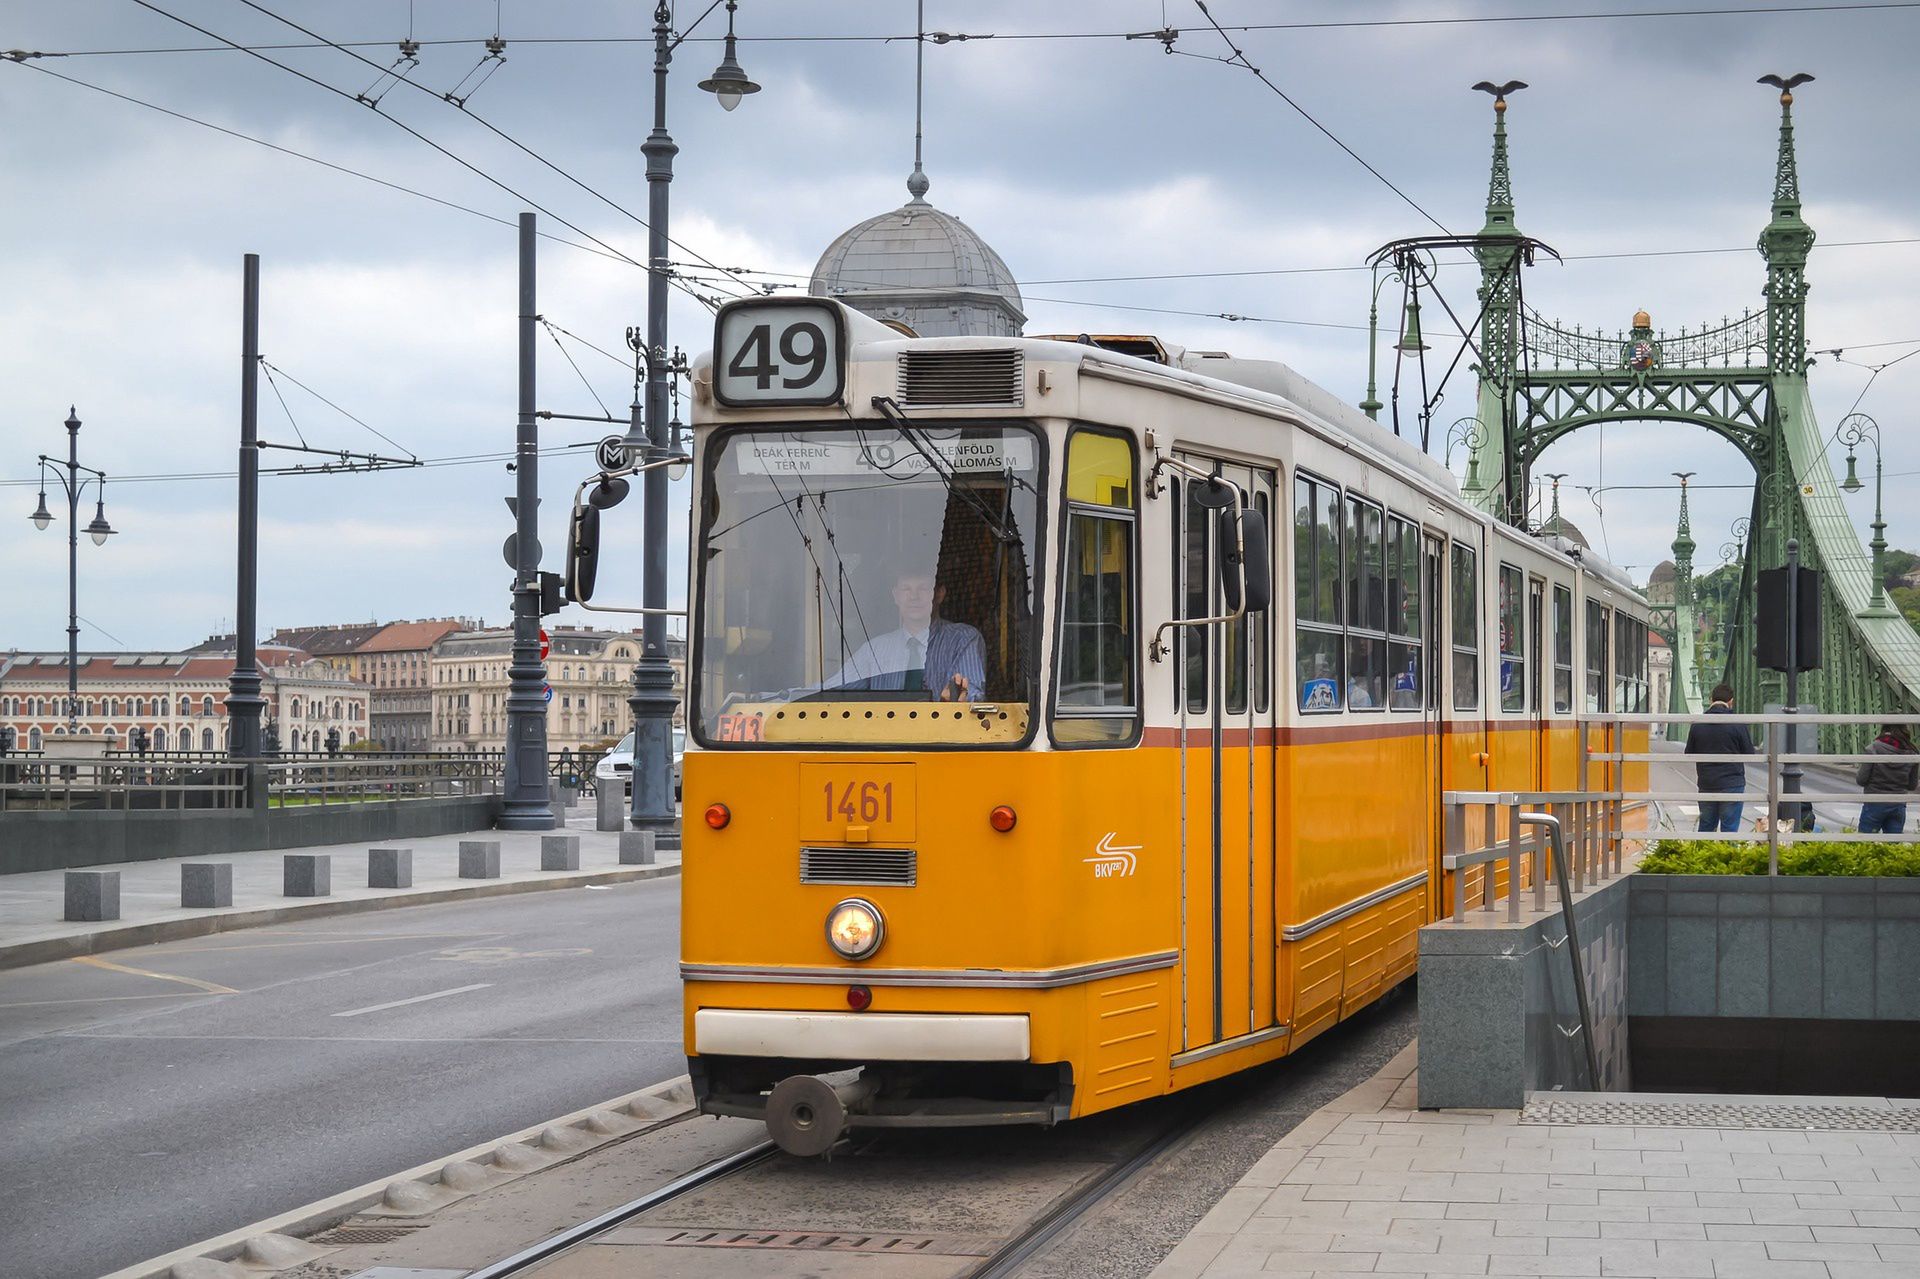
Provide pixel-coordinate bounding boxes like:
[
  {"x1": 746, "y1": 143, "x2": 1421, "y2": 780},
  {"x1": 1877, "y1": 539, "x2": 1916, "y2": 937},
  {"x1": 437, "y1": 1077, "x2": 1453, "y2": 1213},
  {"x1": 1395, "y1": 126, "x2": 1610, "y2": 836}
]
[
  {"x1": 626, "y1": 0, "x2": 758, "y2": 843},
  {"x1": 1445, "y1": 417, "x2": 1484, "y2": 488},
  {"x1": 1837, "y1": 412, "x2": 1897, "y2": 618},
  {"x1": 29, "y1": 408, "x2": 115, "y2": 733},
  {"x1": 1360, "y1": 259, "x2": 1429, "y2": 421}
]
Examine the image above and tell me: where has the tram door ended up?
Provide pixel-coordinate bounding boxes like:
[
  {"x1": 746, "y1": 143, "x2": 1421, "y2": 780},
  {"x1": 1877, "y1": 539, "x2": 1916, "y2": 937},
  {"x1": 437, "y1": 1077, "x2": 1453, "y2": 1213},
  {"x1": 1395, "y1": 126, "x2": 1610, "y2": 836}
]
[
  {"x1": 1529, "y1": 579, "x2": 1547, "y2": 788},
  {"x1": 1423, "y1": 534, "x2": 1448, "y2": 923},
  {"x1": 1174, "y1": 458, "x2": 1279, "y2": 1052}
]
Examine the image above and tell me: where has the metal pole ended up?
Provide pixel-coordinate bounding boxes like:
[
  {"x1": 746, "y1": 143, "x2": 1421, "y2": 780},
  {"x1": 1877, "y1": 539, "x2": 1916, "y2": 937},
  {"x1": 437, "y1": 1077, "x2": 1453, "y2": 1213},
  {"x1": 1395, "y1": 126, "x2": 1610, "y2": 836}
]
[
  {"x1": 628, "y1": 0, "x2": 680, "y2": 847},
  {"x1": 500, "y1": 211, "x2": 555, "y2": 829},
  {"x1": 227, "y1": 254, "x2": 266, "y2": 760},
  {"x1": 1869, "y1": 445, "x2": 1891, "y2": 614},
  {"x1": 65, "y1": 411, "x2": 80, "y2": 730},
  {"x1": 1781, "y1": 537, "x2": 1803, "y2": 832},
  {"x1": 1360, "y1": 267, "x2": 1383, "y2": 420}
]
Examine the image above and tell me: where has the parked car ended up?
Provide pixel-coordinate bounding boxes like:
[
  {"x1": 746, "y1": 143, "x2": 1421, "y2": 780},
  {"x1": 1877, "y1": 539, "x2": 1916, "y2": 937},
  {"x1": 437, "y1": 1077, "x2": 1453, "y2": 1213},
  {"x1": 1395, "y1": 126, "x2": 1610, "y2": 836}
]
[{"x1": 594, "y1": 728, "x2": 684, "y2": 803}]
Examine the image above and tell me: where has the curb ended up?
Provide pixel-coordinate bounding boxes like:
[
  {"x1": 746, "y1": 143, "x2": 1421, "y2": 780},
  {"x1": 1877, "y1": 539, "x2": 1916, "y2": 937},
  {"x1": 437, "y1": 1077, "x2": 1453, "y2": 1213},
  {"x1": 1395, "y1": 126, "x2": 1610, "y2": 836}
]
[
  {"x1": 0, "y1": 861, "x2": 681, "y2": 972},
  {"x1": 99, "y1": 1074, "x2": 701, "y2": 1279}
]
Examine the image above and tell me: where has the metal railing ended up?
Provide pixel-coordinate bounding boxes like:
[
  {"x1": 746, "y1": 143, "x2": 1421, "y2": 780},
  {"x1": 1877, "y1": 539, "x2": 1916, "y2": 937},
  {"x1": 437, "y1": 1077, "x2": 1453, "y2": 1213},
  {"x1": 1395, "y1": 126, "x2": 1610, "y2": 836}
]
[
  {"x1": 1587, "y1": 711, "x2": 1920, "y2": 872},
  {"x1": 265, "y1": 755, "x2": 503, "y2": 806},
  {"x1": 1440, "y1": 790, "x2": 1624, "y2": 923},
  {"x1": 0, "y1": 756, "x2": 252, "y2": 812}
]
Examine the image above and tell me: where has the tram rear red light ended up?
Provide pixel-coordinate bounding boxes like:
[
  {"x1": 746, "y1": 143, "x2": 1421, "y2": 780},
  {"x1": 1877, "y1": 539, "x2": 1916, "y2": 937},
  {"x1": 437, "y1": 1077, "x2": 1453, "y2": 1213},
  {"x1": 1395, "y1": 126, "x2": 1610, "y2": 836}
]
[
  {"x1": 989, "y1": 805, "x2": 1017, "y2": 833},
  {"x1": 847, "y1": 984, "x2": 873, "y2": 1012},
  {"x1": 704, "y1": 803, "x2": 731, "y2": 830}
]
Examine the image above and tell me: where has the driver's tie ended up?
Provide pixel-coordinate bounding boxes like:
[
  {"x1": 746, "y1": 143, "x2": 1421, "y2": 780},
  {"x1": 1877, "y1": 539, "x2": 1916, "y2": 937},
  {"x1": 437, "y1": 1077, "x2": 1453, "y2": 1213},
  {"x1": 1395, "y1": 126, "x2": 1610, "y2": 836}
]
[{"x1": 904, "y1": 636, "x2": 924, "y2": 691}]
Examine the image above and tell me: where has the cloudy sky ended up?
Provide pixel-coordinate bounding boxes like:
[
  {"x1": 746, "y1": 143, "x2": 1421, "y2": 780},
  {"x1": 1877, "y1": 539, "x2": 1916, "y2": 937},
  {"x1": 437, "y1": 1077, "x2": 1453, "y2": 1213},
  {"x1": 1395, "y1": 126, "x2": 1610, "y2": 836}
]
[{"x1": 3, "y1": 0, "x2": 1916, "y2": 654}]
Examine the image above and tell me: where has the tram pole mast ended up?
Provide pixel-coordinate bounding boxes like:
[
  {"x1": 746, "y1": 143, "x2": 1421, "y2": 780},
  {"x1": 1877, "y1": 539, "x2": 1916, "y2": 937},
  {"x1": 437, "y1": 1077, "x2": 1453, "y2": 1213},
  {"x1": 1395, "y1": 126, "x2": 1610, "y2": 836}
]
[
  {"x1": 501, "y1": 211, "x2": 555, "y2": 830},
  {"x1": 627, "y1": 0, "x2": 680, "y2": 846}
]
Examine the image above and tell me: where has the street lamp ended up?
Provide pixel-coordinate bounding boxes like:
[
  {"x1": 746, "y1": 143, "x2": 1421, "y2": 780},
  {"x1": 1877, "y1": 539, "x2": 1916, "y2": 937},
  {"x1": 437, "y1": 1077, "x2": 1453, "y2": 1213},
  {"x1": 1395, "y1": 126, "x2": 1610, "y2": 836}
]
[
  {"x1": 28, "y1": 407, "x2": 117, "y2": 732},
  {"x1": 696, "y1": 0, "x2": 761, "y2": 111},
  {"x1": 627, "y1": 0, "x2": 759, "y2": 845},
  {"x1": 1837, "y1": 411, "x2": 1897, "y2": 617}
]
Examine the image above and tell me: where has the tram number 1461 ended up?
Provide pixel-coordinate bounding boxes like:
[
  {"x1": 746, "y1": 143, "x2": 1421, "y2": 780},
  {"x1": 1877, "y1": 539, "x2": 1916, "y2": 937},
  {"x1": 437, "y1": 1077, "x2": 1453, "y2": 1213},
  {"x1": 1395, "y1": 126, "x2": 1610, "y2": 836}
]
[
  {"x1": 713, "y1": 300, "x2": 846, "y2": 407},
  {"x1": 824, "y1": 780, "x2": 895, "y2": 824}
]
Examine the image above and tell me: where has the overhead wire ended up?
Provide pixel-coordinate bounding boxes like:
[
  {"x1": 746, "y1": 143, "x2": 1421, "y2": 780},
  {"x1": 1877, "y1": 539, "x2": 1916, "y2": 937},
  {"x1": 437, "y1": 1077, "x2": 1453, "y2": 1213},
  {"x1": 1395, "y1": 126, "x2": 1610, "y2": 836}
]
[
  {"x1": 257, "y1": 358, "x2": 419, "y2": 459},
  {"x1": 1187, "y1": 1, "x2": 1451, "y2": 235},
  {"x1": 29, "y1": 3, "x2": 1920, "y2": 56},
  {"x1": 125, "y1": 0, "x2": 729, "y2": 312},
  {"x1": 229, "y1": 0, "x2": 760, "y2": 302}
]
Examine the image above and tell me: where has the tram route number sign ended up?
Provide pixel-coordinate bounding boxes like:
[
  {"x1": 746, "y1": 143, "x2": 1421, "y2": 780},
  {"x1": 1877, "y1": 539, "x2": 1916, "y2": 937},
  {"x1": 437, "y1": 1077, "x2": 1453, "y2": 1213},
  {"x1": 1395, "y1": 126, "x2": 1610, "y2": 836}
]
[{"x1": 713, "y1": 299, "x2": 846, "y2": 408}]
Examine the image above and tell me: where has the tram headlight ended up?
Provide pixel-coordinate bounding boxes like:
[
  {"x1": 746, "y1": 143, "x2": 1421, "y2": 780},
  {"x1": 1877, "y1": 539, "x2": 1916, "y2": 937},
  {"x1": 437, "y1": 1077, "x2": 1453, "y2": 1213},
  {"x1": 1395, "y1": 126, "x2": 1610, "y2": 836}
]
[{"x1": 825, "y1": 898, "x2": 885, "y2": 961}]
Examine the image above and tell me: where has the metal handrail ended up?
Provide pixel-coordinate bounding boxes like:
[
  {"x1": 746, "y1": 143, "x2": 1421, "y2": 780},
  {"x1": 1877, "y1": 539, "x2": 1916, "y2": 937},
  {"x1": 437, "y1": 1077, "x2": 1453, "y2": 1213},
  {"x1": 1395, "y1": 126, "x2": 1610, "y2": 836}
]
[{"x1": 1518, "y1": 812, "x2": 1602, "y2": 1090}]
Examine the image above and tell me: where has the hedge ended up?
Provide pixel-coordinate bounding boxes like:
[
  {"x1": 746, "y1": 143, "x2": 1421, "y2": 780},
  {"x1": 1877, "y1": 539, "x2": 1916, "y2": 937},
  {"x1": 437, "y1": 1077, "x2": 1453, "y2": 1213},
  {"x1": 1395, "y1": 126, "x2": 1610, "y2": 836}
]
[{"x1": 1640, "y1": 838, "x2": 1920, "y2": 876}]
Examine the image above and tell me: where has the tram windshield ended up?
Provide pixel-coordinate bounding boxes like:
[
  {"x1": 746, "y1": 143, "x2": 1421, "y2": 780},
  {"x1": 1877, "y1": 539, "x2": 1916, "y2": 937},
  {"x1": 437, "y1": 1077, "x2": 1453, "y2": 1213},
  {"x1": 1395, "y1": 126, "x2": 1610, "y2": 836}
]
[{"x1": 694, "y1": 424, "x2": 1043, "y2": 745}]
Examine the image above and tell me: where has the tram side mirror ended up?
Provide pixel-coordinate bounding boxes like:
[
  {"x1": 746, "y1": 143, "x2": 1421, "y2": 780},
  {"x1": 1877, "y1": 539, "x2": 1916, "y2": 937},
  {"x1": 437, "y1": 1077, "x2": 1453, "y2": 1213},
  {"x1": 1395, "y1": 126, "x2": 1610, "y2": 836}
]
[
  {"x1": 565, "y1": 501, "x2": 601, "y2": 604},
  {"x1": 1218, "y1": 505, "x2": 1271, "y2": 615}
]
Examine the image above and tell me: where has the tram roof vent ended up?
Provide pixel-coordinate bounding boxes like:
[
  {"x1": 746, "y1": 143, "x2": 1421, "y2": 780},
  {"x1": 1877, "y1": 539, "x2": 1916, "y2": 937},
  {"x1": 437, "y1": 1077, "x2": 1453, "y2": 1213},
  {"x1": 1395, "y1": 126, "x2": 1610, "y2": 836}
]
[{"x1": 896, "y1": 348, "x2": 1024, "y2": 409}]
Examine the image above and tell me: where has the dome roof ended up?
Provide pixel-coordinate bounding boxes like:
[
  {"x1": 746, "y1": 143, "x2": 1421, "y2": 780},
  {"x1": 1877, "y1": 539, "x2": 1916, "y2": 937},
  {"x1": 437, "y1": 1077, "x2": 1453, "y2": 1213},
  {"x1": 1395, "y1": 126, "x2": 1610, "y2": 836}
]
[
  {"x1": 1540, "y1": 511, "x2": 1591, "y2": 550},
  {"x1": 1648, "y1": 560, "x2": 1677, "y2": 586},
  {"x1": 809, "y1": 183, "x2": 1024, "y2": 339}
]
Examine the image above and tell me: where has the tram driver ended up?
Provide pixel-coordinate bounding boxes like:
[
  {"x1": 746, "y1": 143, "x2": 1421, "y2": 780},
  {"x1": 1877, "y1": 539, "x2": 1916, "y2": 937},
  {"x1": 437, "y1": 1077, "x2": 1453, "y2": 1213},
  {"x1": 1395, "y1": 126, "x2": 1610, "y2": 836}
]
[{"x1": 821, "y1": 568, "x2": 987, "y2": 702}]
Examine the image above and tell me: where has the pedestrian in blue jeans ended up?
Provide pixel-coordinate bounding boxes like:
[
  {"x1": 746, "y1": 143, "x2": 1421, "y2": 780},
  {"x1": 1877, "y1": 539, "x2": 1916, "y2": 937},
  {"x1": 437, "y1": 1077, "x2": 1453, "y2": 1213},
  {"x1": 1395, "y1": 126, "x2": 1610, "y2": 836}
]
[
  {"x1": 1856, "y1": 723, "x2": 1918, "y2": 835},
  {"x1": 1686, "y1": 684, "x2": 1756, "y2": 833}
]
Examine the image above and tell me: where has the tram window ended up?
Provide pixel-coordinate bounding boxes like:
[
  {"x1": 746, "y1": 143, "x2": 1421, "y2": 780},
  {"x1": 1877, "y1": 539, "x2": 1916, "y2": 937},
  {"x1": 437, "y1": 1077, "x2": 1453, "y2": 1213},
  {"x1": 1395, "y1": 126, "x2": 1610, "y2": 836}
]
[
  {"x1": 1252, "y1": 489, "x2": 1272, "y2": 714},
  {"x1": 692, "y1": 424, "x2": 1041, "y2": 747},
  {"x1": 1586, "y1": 601, "x2": 1610, "y2": 713},
  {"x1": 1553, "y1": 584, "x2": 1574, "y2": 714},
  {"x1": 1498, "y1": 564, "x2": 1525, "y2": 713},
  {"x1": 1293, "y1": 474, "x2": 1343, "y2": 713},
  {"x1": 1451, "y1": 543, "x2": 1480, "y2": 712},
  {"x1": 1055, "y1": 431, "x2": 1138, "y2": 745},
  {"x1": 1387, "y1": 514, "x2": 1422, "y2": 711},
  {"x1": 1343, "y1": 496, "x2": 1387, "y2": 710},
  {"x1": 1182, "y1": 476, "x2": 1210, "y2": 714}
]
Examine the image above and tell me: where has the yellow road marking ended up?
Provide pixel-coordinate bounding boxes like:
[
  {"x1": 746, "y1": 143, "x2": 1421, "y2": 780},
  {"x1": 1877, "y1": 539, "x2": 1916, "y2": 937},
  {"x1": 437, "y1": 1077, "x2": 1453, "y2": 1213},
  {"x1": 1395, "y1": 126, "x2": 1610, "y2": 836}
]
[{"x1": 70, "y1": 955, "x2": 239, "y2": 996}]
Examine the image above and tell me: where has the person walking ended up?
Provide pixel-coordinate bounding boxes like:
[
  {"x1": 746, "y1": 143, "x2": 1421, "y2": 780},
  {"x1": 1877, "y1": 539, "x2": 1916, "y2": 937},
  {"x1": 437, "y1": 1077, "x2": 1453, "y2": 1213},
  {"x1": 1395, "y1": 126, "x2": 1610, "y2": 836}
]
[
  {"x1": 1685, "y1": 683, "x2": 1756, "y2": 833},
  {"x1": 1856, "y1": 722, "x2": 1919, "y2": 835}
]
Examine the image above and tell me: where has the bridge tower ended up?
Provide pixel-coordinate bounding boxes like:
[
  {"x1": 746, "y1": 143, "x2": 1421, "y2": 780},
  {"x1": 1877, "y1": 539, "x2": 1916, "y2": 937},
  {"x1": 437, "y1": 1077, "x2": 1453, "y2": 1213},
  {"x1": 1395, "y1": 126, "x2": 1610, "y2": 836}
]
[{"x1": 1455, "y1": 81, "x2": 1920, "y2": 746}]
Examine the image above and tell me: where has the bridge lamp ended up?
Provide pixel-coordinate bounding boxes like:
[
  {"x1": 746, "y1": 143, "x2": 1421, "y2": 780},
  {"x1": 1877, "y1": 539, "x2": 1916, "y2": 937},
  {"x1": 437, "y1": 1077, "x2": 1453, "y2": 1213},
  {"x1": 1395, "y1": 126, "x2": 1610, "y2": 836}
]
[
  {"x1": 86, "y1": 494, "x2": 115, "y2": 546},
  {"x1": 697, "y1": 0, "x2": 760, "y2": 110},
  {"x1": 1395, "y1": 297, "x2": 1429, "y2": 355},
  {"x1": 1836, "y1": 413, "x2": 1894, "y2": 617},
  {"x1": 29, "y1": 489, "x2": 51, "y2": 530}
]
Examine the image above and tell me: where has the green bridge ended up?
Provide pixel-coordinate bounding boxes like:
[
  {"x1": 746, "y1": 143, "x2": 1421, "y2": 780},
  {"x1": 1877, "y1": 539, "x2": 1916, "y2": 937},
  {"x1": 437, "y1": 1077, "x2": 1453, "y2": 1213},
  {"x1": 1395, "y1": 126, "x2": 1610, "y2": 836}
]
[{"x1": 1384, "y1": 79, "x2": 1918, "y2": 746}]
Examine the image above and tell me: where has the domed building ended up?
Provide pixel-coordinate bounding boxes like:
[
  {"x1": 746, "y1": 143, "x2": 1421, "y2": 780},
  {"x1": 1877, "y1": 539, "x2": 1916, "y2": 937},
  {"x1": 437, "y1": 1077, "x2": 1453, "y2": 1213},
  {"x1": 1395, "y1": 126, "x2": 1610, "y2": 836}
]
[
  {"x1": 809, "y1": 166, "x2": 1024, "y2": 339},
  {"x1": 1539, "y1": 509, "x2": 1591, "y2": 551},
  {"x1": 1646, "y1": 560, "x2": 1678, "y2": 607}
]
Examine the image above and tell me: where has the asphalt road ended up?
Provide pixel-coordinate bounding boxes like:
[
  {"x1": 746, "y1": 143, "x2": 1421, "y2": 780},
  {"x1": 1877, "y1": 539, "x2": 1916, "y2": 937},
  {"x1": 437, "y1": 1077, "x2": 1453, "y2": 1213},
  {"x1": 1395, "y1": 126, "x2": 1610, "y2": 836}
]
[{"x1": 0, "y1": 876, "x2": 685, "y2": 1279}]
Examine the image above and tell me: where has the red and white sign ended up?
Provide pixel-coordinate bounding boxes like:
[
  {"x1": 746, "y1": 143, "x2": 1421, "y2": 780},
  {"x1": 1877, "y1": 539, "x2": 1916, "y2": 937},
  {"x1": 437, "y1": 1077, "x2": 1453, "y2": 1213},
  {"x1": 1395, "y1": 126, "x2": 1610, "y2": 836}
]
[{"x1": 538, "y1": 628, "x2": 550, "y2": 661}]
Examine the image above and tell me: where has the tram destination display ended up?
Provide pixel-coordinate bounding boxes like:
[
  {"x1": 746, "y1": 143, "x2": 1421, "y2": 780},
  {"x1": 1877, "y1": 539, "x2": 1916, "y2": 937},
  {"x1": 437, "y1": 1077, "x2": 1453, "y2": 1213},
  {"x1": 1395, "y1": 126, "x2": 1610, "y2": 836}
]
[{"x1": 713, "y1": 299, "x2": 847, "y2": 408}]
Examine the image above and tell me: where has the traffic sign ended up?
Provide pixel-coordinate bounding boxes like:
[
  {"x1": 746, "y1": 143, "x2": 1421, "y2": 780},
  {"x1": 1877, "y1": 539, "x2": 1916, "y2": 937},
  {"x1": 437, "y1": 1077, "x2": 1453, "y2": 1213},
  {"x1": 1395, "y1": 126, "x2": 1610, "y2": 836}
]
[
  {"x1": 596, "y1": 435, "x2": 636, "y2": 473},
  {"x1": 502, "y1": 533, "x2": 541, "y2": 569},
  {"x1": 543, "y1": 684, "x2": 553, "y2": 704},
  {"x1": 539, "y1": 628, "x2": 550, "y2": 661}
]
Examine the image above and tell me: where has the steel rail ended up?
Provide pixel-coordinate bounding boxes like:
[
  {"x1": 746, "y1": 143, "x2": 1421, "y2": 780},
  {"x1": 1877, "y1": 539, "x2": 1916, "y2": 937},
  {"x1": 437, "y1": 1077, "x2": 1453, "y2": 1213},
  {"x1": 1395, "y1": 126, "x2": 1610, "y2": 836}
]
[
  {"x1": 462, "y1": 1138, "x2": 777, "y2": 1278},
  {"x1": 969, "y1": 1102, "x2": 1208, "y2": 1279}
]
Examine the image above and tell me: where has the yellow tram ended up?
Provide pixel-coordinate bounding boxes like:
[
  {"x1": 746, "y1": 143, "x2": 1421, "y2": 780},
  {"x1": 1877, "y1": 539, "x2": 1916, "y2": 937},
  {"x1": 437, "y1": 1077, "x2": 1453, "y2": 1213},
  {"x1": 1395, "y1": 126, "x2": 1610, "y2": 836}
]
[{"x1": 669, "y1": 297, "x2": 1650, "y2": 1154}]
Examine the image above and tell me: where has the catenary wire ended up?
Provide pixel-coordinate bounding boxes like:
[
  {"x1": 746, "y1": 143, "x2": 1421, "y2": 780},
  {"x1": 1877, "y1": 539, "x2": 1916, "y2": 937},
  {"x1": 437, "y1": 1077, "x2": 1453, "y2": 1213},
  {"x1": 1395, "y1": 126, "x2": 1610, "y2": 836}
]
[
  {"x1": 1187, "y1": 1, "x2": 1450, "y2": 235},
  {"x1": 29, "y1": 3, "x2": 1920, "y2": 56},
  {"x1": 231, "y1": 0, "x2": 760, "y2": 300},
  {"x1": 126, "y1": 1, "x2": 729, "y2": 313}
]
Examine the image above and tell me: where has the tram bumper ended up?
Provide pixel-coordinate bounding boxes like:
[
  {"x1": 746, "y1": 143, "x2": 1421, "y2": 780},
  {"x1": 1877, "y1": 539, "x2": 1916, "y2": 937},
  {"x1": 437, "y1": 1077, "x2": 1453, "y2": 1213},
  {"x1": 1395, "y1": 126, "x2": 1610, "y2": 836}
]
[{"x1": 690, "y1": 1009, "x2": 1073, "y2": 1150}]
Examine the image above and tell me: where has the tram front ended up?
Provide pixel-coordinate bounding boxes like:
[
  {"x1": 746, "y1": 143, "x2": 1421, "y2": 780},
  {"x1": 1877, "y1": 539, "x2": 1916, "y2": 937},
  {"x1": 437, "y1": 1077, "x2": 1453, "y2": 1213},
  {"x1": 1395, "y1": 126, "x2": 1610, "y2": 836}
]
[{"x1": 676, "y1": 299, "x2": 1169, "y2": 1154}]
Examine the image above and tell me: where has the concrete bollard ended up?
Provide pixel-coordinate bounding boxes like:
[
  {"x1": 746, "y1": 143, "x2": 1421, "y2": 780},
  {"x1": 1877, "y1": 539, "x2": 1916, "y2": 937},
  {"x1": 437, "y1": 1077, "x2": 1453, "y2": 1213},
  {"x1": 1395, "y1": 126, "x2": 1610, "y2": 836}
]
[
  {"x1": 65, "y1": 869, "x2": 121, "y2": 922},
  {"x1": 596, "y1": 785, "x2": 625, "y2": 832},
  {"x1": 181, "y1": 863, "x2": 233, "y2": 909},
  {"x1": 283, "y1": 854, "x2": 331, "y2": 898},
  {"x1": 619, "y1": 830, "x2": 656, "y2": 866},
  {"x1": 368, "y1": 848, "x2": 413, "y2": 889},
  {"x1": 541, "y1": 834, "x2": 581, "y2": 872},
  {"x1": 459, "y1": 839, "x2": 501, "y2": 879}
]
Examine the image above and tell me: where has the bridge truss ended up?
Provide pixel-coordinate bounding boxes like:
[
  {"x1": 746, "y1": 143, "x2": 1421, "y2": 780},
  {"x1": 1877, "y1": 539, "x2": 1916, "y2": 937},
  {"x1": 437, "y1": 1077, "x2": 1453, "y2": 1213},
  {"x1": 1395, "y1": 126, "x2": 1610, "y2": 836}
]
[{"x1": 1418, "y1": 83, "x2": 1920, "y2": 747}]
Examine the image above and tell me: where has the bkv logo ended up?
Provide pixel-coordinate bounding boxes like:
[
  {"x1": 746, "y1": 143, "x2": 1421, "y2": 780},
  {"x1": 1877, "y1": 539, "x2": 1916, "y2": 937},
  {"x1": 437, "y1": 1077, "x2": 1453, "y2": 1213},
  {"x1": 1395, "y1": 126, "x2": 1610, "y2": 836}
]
[{"x1": 1084, "y1": 832, "x2": 1141, "y2": 879}]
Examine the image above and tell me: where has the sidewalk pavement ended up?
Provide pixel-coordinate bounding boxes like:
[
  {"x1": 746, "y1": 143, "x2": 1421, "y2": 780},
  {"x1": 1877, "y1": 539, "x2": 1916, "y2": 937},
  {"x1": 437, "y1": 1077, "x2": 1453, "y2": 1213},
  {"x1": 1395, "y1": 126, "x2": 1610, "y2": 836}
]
[
  {"x1": 1154, "y1": 1041, "x2": 1920, "y2": 1279},
  {"x1": 0, "y1": 805, "x2": 680, "y2": 970}
]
